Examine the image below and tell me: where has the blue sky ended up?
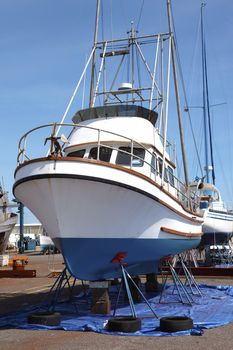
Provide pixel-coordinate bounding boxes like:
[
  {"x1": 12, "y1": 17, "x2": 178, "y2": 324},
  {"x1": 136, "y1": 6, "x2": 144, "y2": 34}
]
[{"x1": 1, "y1": 0, "x2": 233, "y2": 222}]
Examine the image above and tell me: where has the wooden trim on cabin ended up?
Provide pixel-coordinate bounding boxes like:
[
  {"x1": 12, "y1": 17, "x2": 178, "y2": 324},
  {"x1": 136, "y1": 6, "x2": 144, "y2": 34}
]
[
  {"x1": 64, "y1": 140, "x2": 153, "y2": 152},
  {"x1": 64, "y1": 141, "x2": 176, "y2": 168},
  {"x1": 15, "y1": 156, "x2": 203, "y2": 223},
  {"x1": 160, "y1": 227, "x2": 203, "y2": 238}
]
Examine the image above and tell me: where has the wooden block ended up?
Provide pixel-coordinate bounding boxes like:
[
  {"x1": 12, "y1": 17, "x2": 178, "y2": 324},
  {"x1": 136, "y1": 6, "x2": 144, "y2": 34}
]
[
  {"x1": 91, "y1": 288, "x2": 111, "y2": 314},
  {"x1": 0, "y1": 269, "x2": 36, "y2": 278},
  {"x1": 145, "y1": 273, "x2": 161, "y2": 292}
]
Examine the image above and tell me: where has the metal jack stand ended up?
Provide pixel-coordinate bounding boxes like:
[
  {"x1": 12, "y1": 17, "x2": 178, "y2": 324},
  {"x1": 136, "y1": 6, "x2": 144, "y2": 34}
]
[
  {"x1": 46, "y1": 268, "x2": 77, "y2": 311},
  {"x1": 41, "y1": 267, "x2": 88, "y2": 313},
  {"x1": 111, "y1": 253, "x2": 158, "y2": 318},
  {"x1": 159, "y1": 262, "x2": 193, "y2": 305},
  {"x1": 179, "y1": 257, "x2": 203, "y2": 297},
  {"x1": 27, "y1": 268, "x2": 77, "y2": 327}
]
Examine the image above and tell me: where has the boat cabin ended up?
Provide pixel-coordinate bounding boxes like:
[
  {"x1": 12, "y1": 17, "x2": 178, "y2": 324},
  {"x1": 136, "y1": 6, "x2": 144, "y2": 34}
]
[
  {"x1": 64, "y1": 105, "x2": 177, "y2": 197},
  {"x1": 189, "y1": 182, "x2": 226, "y2": 212}
]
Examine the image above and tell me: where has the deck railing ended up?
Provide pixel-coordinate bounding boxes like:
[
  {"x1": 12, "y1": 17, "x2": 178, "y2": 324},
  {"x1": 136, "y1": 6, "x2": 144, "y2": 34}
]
[{"x1": 17, "y1": 122, "x2": 199, "y2": 212}]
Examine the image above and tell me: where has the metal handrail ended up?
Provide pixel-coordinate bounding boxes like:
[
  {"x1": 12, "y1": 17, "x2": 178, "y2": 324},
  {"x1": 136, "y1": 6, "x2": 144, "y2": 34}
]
[
  {"x1": 16, "y1": 122, "x2": 199, "y2": 211},
  {"x1": 17, "y1": 122, "x2": 175, "y2": 163}
]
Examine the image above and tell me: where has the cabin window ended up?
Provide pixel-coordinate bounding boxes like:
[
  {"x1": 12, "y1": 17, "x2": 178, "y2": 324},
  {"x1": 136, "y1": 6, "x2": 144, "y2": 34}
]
[
  {"x1": 158, "y1": 157, "x2": 163, "y2": 177},
  {"x1": 151, "y1": 154, "x2": 157, "y2": 174},
  {"x1": 88, "y1": 146, "x2": 112, "y2": 162},
  {"x1": 116, "y1": 147, "x2": 145, "y2": 167},
  {"x1": 167, "y1": 165, "x2": 175, "y2": 187},
  {"x1": 202, "y1": 189, "x2": 219, "y2": 201},
  {"x1": 67, "y1": 149, "x2": 86, "y2": 158},
  {"x1": 164, "y1": 167, "x2": 169, "y2": 183}
]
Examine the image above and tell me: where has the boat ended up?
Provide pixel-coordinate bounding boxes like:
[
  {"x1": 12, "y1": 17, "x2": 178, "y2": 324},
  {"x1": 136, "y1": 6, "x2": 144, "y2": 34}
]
[
  {"x1": 189, "y1": 3, "x2": 233, "y2": 247},
  {"x1": 9, "y1": 223, "x2": 55, "y2": 253},
  {"x1": 190, "y1": 181, "x2": 233, "y2": 246},
  {"x1": 13, "y1": 0, "x2": 203, "y2": 281},
  {"x1": 0, "y1": 186, "x2": 18, "y2": 255}
]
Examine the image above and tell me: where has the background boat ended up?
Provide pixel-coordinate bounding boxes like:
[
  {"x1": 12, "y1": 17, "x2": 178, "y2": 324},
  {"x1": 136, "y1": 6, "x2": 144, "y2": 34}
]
[{"x1": 0, "y1": 186, "x2": 18, "y2": 255}]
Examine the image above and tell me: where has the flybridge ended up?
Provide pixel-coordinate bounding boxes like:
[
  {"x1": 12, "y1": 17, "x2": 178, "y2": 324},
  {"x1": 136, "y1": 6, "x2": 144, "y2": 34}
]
[{"x1": 72, "y1": 104, "x2": 158, "y2": 125}]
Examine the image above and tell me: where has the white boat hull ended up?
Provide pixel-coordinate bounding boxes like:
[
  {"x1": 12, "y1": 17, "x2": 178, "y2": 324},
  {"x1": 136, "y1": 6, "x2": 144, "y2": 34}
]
[
  {"x1": 14, "y1": 158, "x2": 202, "y2": 280},
  {"x1": 201, "y1": 210, "x2": 233, "y2": 245}
]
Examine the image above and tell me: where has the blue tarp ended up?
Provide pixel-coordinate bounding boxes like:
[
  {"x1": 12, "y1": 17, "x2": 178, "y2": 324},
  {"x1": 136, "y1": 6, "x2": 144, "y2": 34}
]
[{"x1": 1, "y1": 284, "x2": 233, "y2": 336}]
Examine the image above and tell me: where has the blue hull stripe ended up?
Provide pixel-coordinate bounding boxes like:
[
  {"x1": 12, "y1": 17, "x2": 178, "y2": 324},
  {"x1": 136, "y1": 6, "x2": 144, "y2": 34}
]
[{"x1": 53, "y1": 237, "x2": 200, "y2": 281}]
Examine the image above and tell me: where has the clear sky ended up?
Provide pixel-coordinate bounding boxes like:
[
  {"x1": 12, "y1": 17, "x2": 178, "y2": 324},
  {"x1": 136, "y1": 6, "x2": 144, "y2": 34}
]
[{"x1": 1, "y1": 0, "x2": 233, "y2": 222}]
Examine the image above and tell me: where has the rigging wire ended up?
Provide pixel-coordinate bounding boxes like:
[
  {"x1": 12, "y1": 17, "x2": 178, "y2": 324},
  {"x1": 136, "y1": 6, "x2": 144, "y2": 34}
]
[
  {"x1": 110, "y1": 0, "x2": 113, "y2": 49},
  {"x1": 187, "y1": 13, "x2": 202, "y2": 111},
  {"x1": 191, "y1": 117, "x2": 204, "y2": 179},
  {"x1": 101, "y1": 0, "x2": 104, "y2": 41},
  {"x1": 136, "y1": 0, "x2": 145, "y2": 31},
  {"x1": 170, "y1": 1, "x2": 204, "y2": 180},
  {"x1": 81, "y1": 55, "x2": 87, "y2": 109},
  {"x1": 186, "y1": 13, "x2": 204, "y2": 180}
]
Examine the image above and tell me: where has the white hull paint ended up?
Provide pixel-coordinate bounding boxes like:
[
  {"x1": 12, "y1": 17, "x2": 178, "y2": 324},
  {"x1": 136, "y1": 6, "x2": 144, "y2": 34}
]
[
  {"x1": 189, "y1": 182, "x2": 233, "y2": 245},
  {"x1": 14, "y1": 158, "x2": 202, "y2": 280},
  {"x1": 201, "y1": 209, "x2": 233, "y2": 245}
]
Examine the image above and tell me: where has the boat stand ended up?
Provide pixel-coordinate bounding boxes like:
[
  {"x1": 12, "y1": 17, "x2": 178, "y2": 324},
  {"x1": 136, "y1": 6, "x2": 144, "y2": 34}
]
[
  {"x1": 112, "y1": 263, "x2": 158, "y2": 318},
  {"x1": 41, "y1": 267, "x2": 88, "y2": 312},
  {"x1": 159, "y1": 261, "x2": 194, "y2": 305},
  {"x1": 173, "y1": 249, "x2": 199, "y2": 268},
  {"x1": 179, "y1": 256, "x2": 203, "y2": 296},
  {"x1": 46, "y1": 268, "x2": 77, "y2": 311}
]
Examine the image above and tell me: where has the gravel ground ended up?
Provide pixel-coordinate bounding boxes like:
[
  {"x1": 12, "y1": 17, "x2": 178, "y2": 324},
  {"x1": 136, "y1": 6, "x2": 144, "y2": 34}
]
[{"x1": 1, "y1": 252, "x2": 233, "y2": 350}]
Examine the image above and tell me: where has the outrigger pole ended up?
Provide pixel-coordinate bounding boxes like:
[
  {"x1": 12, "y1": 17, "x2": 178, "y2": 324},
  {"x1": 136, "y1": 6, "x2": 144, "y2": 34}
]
[{"x1": 167, "y1": 0, "x2": 189, "y2": 187}]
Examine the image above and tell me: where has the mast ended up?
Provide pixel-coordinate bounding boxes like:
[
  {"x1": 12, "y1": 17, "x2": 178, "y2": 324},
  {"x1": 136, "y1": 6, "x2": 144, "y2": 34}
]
[
  {"x1": 201, "y1": 3, "x2": 215, "y2": 184},
  {"x1": 167, "y1": 0, "x2": 189, "y2": 186},
  {"x1": 89, "y1": 0, "x2": 101, "y2": 108}
]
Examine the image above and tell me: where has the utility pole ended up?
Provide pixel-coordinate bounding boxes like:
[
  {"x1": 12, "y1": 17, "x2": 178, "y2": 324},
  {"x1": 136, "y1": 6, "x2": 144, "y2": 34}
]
[{"x1": 17, "y1": 201, "x2": 24, "y2": 253}]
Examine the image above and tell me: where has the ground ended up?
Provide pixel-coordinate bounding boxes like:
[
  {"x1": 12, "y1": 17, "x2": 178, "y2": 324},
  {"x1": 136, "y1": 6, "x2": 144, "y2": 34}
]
[{"x1": 1, "y1": 252, "x2": 233, "y2": 350}]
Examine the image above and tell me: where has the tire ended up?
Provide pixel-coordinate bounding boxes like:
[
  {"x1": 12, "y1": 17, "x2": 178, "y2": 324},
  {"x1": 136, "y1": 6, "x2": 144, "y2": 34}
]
[
  {"x1": 160, "y1": 316, "x2": 193, "y2": 332},
  {"x1": 107, "y1": 316, "x2": 141, "y2": 333},
  {"x1": 27, "y1": 311, "x2": 61, "y2": 326}
]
